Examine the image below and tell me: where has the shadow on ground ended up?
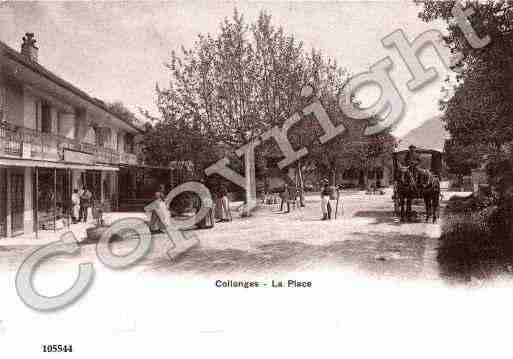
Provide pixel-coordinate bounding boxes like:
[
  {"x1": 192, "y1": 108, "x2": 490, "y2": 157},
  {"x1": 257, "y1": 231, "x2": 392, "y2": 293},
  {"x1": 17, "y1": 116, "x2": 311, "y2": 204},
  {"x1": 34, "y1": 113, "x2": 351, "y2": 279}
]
[
  {"x1": 144, "y1": 232, "x2": 432, "y2": 280},
  {"x1": 353, "y1": 210, "x2": 401, "y2": 225}
]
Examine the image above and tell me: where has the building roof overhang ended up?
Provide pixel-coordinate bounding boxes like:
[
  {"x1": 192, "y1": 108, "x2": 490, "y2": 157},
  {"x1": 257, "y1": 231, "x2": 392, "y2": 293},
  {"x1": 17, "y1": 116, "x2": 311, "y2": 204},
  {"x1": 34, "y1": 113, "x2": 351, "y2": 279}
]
[
  {"x1": 0, "y1": 156, "x2": 119, "y2": 171},
  {"x1": 0, "y1": 41, "x2": 143, "y2": 134}
]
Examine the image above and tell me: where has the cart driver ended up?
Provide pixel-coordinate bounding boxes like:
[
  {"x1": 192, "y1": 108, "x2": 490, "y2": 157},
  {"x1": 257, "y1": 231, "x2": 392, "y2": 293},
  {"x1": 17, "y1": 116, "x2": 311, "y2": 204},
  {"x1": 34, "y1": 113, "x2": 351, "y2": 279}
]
[{"x1": 404, "y1": 145, "x2": 421, "y2": 181}]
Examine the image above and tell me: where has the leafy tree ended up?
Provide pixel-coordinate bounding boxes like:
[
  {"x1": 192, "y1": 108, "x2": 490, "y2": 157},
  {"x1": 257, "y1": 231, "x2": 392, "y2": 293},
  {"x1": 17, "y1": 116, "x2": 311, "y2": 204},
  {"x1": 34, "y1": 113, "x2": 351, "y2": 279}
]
[
  {"x1": 419, "y1": 0, "x2": 513, "y2": 227},
  {"x1": 419, "y1": 1, "x2": 513, "y2": 155},
  {"x1": 152, "y1": 11, "x2": 349, "y2": 175},
  {"x1": 157, "y1": 10, "x2": 309, "y2": 150},
  {"x1": 147, "y1": 9, "x2": 391, "y2": 192},
  {"x1": 106, "y1": 101, "x2": 143, "y2": 129},
  {"x1": 141, "y1": 111, "x2": 218, "y2": 179}
]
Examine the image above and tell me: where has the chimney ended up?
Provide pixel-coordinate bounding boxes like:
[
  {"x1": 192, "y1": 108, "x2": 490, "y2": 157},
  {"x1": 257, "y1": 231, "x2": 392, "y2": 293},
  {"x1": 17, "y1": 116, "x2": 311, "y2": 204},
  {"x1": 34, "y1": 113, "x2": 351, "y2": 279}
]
[{"x1": 21, "y1": 33, "x2": 38, "y2": 62}]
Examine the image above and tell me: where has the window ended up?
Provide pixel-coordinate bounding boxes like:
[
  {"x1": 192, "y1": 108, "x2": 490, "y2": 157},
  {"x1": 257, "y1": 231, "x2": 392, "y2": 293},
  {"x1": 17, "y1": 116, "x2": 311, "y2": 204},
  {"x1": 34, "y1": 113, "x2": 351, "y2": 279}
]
[
  {"x1": 125, "y1": 133, "x2": 134, "y2": 154},
  {"x1": 84, "y1": 125, "x2": 96, "y2": 144},
  {"x1": 41, "y1": 101, "x2": 51, "y2": 133},
  {"x1": 95, "y1": 127, "x2": 103, "y2": 147},
  {"x1": 35, "y1": 100, "x2": 41, "y2": 130},
  {"x1": 103, "y1": 127, "x2": 112, "y2": 148},
  {"x1": 57, "y1": 112, "x2": 62, "y2": 135},
  {"x1": 117, "y1": 131, "x2": 122, "y2": 152}
]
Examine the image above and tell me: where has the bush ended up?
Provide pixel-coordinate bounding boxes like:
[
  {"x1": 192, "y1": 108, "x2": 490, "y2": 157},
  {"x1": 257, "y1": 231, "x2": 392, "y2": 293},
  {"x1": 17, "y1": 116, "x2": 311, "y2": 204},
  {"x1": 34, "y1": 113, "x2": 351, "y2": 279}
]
[
  {"x1": 438, "y1": 205, "x2": 513, "y2": 281},
  {"x1": 445, "y1": 193, "x2": 493, "y2": 215}
]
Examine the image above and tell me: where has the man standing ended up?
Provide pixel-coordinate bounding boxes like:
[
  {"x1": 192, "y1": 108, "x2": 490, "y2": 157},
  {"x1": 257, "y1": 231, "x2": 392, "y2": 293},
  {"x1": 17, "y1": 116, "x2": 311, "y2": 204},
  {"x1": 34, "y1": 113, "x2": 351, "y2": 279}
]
[
  {"x1": 280, "y1": 183, "x2": 291, "y2": 213},
  {"x1": 327, "y1": 183, "x2": 339, "y2": 219},
  {"x1": 79, "y1": 186, "x2": 93, "y2": 223},
  {"x1": 216, "y1": 183, "x2": 230, "y2": 222},
  {"x1": 320, "y1": 180, "x2": 330, "y2": 220}
]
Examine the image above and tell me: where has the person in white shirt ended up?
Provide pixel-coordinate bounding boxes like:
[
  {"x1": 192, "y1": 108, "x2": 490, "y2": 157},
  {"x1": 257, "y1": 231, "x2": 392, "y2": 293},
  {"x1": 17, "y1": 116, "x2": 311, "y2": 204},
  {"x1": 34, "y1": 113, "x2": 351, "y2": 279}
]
[
  {"x1": 145, "y1": 191, "x2": 200, "y2": 258},
  {"x1": 147, "y1": 192, "x2": 172, "y2": 231},
  {"x1": 71, "y1": 189, "x2": 80, "y2": 224}
]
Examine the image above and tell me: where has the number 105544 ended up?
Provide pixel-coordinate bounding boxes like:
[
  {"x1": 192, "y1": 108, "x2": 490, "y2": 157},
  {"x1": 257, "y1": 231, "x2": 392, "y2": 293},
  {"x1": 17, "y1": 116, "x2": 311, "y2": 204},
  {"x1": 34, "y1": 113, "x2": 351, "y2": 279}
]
[{"x1": 42, "y1": 345, "x2": 73, "y2": 353}]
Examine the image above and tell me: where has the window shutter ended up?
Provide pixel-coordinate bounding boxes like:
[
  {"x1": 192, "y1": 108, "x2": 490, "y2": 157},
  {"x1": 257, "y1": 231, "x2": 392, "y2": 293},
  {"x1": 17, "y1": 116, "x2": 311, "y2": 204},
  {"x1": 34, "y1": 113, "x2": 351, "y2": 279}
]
[{"x1": 0, "y1": 85, "x2": 6, "y2": 122}]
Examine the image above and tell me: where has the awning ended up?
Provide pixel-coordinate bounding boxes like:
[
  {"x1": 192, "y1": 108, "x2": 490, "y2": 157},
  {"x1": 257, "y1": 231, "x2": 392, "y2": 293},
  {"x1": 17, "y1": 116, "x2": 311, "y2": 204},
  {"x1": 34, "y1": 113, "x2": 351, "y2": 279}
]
[
  {"x1": 0, "y1": 156, "x2": 119, "y2": 171},
  {"x1": 119, "y1": 163, "x2": 170, "y2": 171}
]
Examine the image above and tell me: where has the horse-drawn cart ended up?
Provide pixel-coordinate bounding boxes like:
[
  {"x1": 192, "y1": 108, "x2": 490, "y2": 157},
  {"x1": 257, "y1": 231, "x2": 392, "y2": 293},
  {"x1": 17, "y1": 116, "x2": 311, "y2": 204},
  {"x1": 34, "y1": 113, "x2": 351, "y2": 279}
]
[{"x1": 392, "y1": 147, "x2": 442, "y2": 221}]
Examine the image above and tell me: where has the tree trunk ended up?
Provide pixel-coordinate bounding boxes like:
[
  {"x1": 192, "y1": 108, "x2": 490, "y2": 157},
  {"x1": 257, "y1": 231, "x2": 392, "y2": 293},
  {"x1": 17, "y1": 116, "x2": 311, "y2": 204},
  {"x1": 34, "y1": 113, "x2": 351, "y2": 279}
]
[
  {"x1": 297, "y1": 162, "x2": 305, "y2": 207},
  {"x1": 359, "y1": 169, "x2": 368, "y2": 190},
  {"x1": 331, "y1": 168, "x2": 336, "y2": 186}
]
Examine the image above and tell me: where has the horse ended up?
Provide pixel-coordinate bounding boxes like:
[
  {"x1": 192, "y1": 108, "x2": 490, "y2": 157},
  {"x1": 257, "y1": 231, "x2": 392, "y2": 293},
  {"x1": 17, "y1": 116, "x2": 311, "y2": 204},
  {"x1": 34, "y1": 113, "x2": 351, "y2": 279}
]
[
  {"x1": 394, "y1": 165, "x2": 418, "y2": 222},
  {"x1": 417, "y1": 168, "x2": 440, "y2": 223}
]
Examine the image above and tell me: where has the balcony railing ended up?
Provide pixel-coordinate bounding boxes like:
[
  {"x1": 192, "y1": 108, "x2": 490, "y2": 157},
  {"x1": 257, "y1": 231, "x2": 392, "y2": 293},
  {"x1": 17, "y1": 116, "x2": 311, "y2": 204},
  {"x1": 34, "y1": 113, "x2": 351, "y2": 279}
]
[
  {"x1": 0, "y1": 121, "x2": 23, "y2": 156},
  {"x1": 120, "y1": 152, "x2": 138, "y2": 165},
  {"x1": 0, "y1": 121, "x2": 132, "y2": 166}
]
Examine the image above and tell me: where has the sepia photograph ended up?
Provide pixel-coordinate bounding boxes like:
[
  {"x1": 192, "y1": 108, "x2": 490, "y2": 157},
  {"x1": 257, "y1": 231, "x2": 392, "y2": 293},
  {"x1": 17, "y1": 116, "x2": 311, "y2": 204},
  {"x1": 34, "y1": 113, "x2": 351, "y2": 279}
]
[{"x1": 1, "y1": 1, "x2": 513, "y2": 358}]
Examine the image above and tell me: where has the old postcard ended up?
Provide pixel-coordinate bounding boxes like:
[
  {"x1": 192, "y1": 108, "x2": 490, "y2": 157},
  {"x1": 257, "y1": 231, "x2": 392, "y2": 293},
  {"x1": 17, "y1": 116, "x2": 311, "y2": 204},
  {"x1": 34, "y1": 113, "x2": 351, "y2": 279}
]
[{"x1": 1, "y1": 1, "x2": 513, "y2": 358}]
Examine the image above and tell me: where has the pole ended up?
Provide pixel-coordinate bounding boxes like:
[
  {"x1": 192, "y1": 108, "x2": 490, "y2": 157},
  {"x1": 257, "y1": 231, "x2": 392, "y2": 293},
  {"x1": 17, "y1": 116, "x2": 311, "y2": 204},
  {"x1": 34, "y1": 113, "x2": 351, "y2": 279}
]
[
  {"x1": 35, "y1": 167, "x2": 38, "y2": 240},
  {"x1": 334, "y1": 197, "x2": 338, "y2": 219},
  {"x1": 53, "y1": 168, "x2": 56, "y2": 232},
  {"x1": 67, "y1": 168, "x2": 71, "y2": 228},
  {"x1": 297, "y1": 162, "x2": 305, "y2": 207}
]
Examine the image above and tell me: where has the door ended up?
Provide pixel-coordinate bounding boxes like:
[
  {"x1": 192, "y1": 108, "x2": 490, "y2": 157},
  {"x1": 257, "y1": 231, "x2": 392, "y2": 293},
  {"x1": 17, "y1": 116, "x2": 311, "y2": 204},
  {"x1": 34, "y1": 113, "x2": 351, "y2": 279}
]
[
  {"x1": 10, "y1": 172, "x2": 24, "y2": 234},
  {"x1": 85, "y1": 170, "x2": 101, "y2": 203},
  {"x1": 0, "y1": 168, "x2": 6, "y2": 238}
]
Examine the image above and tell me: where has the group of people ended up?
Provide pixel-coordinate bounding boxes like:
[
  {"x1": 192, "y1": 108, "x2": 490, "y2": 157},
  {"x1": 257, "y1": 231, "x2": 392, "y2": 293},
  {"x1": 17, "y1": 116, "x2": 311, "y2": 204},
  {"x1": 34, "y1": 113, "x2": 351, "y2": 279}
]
[
  {"x1": 147, "y1": 180, "x2": 231, "y2": 233},
  {"x1": 70, "y1": 187, "x2": 93, "y2": 224},
  {"x1": 273, "y1": 180, "x2": 340, "y2": 220}
]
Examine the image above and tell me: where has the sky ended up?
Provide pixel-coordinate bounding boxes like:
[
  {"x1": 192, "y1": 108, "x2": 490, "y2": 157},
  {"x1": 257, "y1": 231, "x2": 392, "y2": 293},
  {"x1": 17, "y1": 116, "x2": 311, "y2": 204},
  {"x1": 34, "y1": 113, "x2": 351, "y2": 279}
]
[{"x1": 0, "y1": 1, "x2": 452, "y2": 137}]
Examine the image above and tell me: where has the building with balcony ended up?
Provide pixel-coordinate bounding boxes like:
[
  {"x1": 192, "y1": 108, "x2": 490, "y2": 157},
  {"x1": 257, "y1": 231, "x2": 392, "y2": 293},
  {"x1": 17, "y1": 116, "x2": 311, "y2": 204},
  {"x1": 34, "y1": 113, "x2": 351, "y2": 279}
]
[{"x1": 0, "y1": 33, "x2": 143, "y2": 239}]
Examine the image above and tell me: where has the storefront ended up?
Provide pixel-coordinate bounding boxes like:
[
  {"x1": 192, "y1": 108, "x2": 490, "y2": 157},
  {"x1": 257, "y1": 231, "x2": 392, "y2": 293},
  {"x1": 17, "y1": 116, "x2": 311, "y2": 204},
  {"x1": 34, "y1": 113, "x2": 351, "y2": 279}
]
[
  {"x1": 0, "y1": 166, "x2": 29, "y2": 238},
  {"x1": 0, "y1": 157, "x2": 119, "y2": 239},
  {"x1": 35, "y1": 168, "x2": 72, "y2": 230}
]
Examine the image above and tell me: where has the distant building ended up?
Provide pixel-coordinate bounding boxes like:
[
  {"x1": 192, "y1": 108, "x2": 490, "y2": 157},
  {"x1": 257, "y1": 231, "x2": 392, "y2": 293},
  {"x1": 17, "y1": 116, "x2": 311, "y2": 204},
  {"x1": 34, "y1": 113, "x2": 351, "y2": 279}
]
[{"x1": 0, "y1": 33, "x2": 143, "y2": 238}]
